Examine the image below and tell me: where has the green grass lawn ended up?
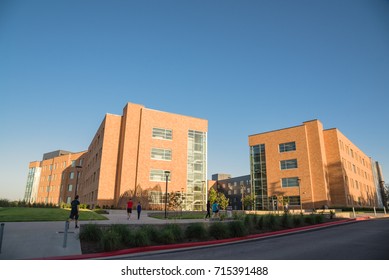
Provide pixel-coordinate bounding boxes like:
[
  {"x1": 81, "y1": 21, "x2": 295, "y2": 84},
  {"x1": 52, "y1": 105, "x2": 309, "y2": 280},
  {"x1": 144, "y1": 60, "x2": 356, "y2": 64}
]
[{"x1": 0, "y1": 207, "x2": 108, "y2": 222}]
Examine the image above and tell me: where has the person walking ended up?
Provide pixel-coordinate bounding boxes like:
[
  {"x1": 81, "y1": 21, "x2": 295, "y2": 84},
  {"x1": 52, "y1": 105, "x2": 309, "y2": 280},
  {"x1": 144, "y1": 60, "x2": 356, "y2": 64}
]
[
  {"x1": 205, "y1": 200, "x2": 211, "y2": 219},
  {"x1": 136, "y1": 202, "x2": 142, "y2": 220},
  {"x1": 126, "y1": 198, "x2": 133, "y2": 220},
  {"x1": 68, "y1": 195, "x2": 80, "y2": 228},
  {"x1": 212, "y1": 201, "x2": 219, "y2": 219}
]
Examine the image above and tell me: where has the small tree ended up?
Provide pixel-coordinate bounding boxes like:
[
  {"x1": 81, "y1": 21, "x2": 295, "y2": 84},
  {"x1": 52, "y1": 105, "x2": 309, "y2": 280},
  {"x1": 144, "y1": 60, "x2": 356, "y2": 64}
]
[
  {"x1": 217, "y1": 192, "x2": 229, "y2": 210},
  {"x1": 243, "y1": 193, "x2": 255, "y2": 210},
  {"x1": 208, "y1": 188, "x2": 218, "y2": 204}
]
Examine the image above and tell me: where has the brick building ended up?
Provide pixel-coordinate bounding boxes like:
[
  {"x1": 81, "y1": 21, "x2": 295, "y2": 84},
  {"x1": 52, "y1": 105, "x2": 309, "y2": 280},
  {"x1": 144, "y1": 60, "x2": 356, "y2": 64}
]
[
  {"x1": 24, "y1": 102, "x2": 208, "y2": 210},
  {"x1": 249, "y1": 120, "x2": 385, "y2": 211}
]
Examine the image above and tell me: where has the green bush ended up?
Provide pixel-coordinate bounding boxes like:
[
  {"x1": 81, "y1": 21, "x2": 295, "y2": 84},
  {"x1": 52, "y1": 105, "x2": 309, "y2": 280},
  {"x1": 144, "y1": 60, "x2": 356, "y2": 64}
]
[
  {"x1": 243, "y1": 215, "x2": 253, "y2": 230},
  {"x1": 292, "y1": 215, "x2": 303, "y2": 227},
  {"x1": 132, "y1": 228, "x2": 151, "y2": 247},
  {"x1": 158, "y1": 224, "x2": 184, "y2": 244},
  {"x1": 185, "y1": 223, "x2": 208, "y2": 241},
  {"x1": 256, "y1": 215, "x2": 264, "y2": 230},
  {"x1": 110, "y1": 224, "x2": 133, "y2": 246},
  {"x1": 281, "y1": 213, "x2": 292, "y2": 228},
  {"x1": 304, "y1": 214, "x2": 315, "y2": 225},
  {"x1": 314, "y1": 214, "x2": 324, "y2": 224},
  {"x1": 264, "y1": 214, "x2": 279, "y2": 230},
  {"x1": 228, "y1": 220, "x2": 247, "y2": 237},
  {"x1": 159, "y1": 228, "x2": 176, "y2": 244},
  {"x1": 79, "y1": 224, "x2": 103, "y2": 242},
  {"x1": 209, "y1": 222, "x2": 229, "y2": 240},
  {"x1": 141, "y1": 225, "x2": 159, "y2": 244},
  {"x1": 101, "y1": 230, "x2": 122, "y2": 251}
]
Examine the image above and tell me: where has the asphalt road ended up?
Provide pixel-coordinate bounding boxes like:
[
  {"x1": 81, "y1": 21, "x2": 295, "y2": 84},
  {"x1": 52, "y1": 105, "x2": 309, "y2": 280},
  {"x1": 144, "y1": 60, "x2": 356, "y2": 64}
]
[{"x1": 112, "y1": 218, "x2": 389, "y2": 260}]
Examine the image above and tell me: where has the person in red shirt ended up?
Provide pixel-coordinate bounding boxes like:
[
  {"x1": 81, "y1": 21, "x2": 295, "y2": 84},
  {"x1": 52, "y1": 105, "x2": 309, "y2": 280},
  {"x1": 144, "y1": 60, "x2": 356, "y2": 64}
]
[{"x1": 126, "y1": 198, "x2": 133, "y2": 220}]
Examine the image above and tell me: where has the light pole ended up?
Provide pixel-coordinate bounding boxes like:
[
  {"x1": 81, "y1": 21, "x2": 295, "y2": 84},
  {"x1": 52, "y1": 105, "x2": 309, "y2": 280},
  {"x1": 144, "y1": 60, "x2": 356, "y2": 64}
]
[
  {"x1": 202, "y1": 180, "x2": 206, "y2": 211},
  {"x1": 164, "y1": 171, "x2": 170, "y2": 219},
  {"x1": 297, "y1": 177, "x2": 302, "y2": 213},
  {"x1": 241, "y1": 184, "x2": 245, "y2": 211},
  {"x1": 75, "y1": 165, "x2": 82, "y2": 196}
]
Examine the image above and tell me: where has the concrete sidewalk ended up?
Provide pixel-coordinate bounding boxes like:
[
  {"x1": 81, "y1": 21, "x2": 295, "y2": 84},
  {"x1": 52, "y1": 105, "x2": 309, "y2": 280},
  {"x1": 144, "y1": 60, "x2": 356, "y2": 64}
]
[{"x1": 0, "y1": 210, "x2": 206, "y2": 260}]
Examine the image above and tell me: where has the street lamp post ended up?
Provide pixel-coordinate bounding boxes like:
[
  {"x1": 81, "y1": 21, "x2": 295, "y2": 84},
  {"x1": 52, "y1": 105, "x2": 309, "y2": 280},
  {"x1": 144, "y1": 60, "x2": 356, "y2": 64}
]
[
  {"x1": 75, "y1": 165, "x2": 82, "y2": 196},
  {"x1": 164, "y1": 171, "x2": 170, "y2": 219},
  {"x1": 241, "y1": 184, "x2": 245, "y2": 211},
  {"x1": 297, "y1": 177, "x2": 302, "y2": 213},
  {"x1": 202, "y1": 180, "x2": 206, "y2": 211}
]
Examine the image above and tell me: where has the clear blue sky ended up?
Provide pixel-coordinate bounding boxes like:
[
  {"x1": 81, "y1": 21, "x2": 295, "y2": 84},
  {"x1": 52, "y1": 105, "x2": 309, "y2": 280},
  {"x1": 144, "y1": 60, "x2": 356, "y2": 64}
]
[{"x1": 1, "y1": 0, "x2": 388, "y2": 200}]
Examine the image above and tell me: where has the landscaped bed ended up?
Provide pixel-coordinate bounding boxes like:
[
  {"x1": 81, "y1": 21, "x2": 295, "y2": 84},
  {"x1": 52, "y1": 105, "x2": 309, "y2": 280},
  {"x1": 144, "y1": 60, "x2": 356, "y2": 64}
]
[{"x1": 79, "y1": 213, "x2": 345, "y2": 254}]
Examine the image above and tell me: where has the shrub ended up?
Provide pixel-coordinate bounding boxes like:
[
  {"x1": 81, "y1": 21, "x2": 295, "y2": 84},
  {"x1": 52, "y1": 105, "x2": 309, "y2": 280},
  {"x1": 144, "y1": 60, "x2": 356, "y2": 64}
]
[
  {"x1": 244, "y1": 215, "x2": 253, "y2": 231},
  {"x1": 209, "y1": 222, "x2": 229, "y2": 240},
  {"x1": 101, "y1": 230, "x2": 122, "y2": 251},
  {"x1": 132, "y1": 228, "x2": 151, "y2": 247},
  {"x1": 256, "y1": 215, "x2": 264, "y2": 230},
  {"x1": 264, "y1": 214, "x2": 279, "y2": 230},
  {"x1": 281, "y1": 213, "x2": 292, "y2": 228},
  {"x1": 110, "y1": 224, "x2": 133, "y2": 246},
  {"x1": 228, "y1": 220, "x2": 247, "y2": 237},
  {"x1": 79, "y1": 224, "x2": 103, "y2": 242},
  {"x1": 185, "y1": 223, "x2": 208, "y2": 241},
  {"x1": 292, "y1": 215, "x2": 303, "y2": 227},
  {"x1": 314, "y1": 214, "x2": 324, "y2": 224},
  {"x1": 304, "y1": 214, "x2": 315, "y2": 225},
  {"x1": 159, "y1": 228, "x2": 176, "y2": 244},
  {"x1": 158, "y1": 224, "x2": 183, "y2": 244},
  {"x1": 141, "y1": 225, "x2": 159, "y2": 244}
]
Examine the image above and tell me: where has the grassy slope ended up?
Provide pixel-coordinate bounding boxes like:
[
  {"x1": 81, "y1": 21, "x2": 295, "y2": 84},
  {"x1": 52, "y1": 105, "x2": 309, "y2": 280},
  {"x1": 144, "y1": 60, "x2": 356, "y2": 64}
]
[{"x1": 0, "y1": 207, "x2": 108, "y2": 222}]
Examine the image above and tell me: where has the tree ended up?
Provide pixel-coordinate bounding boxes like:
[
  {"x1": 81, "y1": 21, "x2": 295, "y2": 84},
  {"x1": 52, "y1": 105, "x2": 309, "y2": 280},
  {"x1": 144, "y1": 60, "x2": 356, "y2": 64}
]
[
  {"x1": 208, "y1": 188, "x2": 218, "y2": 204},
  {"x1": 217, "y1": 192, "x2": 229, "y2": 210},
  {"x1": 242, "y1": 193, "x2": 255, "y2": 210}
]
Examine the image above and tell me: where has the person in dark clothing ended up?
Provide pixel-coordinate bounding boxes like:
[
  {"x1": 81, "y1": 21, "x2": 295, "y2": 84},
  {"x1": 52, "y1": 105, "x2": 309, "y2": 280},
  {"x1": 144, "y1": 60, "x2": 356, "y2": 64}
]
[
  {"x1": 205, "y1": 200, "x2": 211, "y2": 219},
  {"x1": 136, "y1": 202, "x2": 142, "y2": 220},
  {"x1": 68, "y1": 195, "x2": 80, "y2": 228}
]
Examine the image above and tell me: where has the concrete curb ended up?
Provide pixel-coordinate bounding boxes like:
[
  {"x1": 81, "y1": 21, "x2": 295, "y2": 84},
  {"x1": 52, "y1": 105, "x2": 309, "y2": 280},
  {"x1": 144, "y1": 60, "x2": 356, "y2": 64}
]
[{"x1": 38, "y1": 218, "x2": 358, "y2": 260}]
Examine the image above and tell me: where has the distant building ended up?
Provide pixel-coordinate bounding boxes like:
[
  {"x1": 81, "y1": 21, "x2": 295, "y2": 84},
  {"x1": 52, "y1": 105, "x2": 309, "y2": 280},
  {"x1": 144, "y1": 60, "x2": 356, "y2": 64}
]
[
  {"x1": 212, "y1": 173, "x2": 232, "y2": 181},
  {"x1": 24, "y1": 102, "x2": 208, "y2": 210},
  {"x1": 249, "y1": 119, "x2": 385, "y2": 210},
  {"x1": 210, "y1": 174, "x2": 251, "y2": 210},
  {"x1": 24, "y1": 151, "x2": 86, "y2": 205}
]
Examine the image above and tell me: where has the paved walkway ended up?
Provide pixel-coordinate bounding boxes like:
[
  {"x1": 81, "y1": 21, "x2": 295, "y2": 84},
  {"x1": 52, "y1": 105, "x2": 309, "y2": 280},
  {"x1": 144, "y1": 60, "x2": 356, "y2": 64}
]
[{"x1": 0, "y1": 210, "x2": 206, "y2": 260}]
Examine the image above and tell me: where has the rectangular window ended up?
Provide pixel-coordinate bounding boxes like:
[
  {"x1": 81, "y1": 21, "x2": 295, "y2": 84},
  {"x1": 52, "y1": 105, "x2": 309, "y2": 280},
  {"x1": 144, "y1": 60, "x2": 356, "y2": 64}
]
[
  {"x1": 282, "y1": 177, "x2": 299, "y2": 187},
  {"x1": 68, "y1": 184, "x2": 73, "y2": 191},
  {"x1": 150, "y1": 169, "x2": 171, "y2": 182},
  {"x1": 288, "y1": 196, "x2": 301, "y2": 206},
  {"x1": 151, "y1": 148, "x2": 172, "y2": 161},
  {"x1": 280, "y1": 159, "x2": 298, "y2": 170},
  {"x1": 69, "y1": 172, "x2": 74, "y2": 179},
  {"x1": 279, "y1": 142, "x2": 296, "y2": 153},
  {"x1": 71, "y1": 160, "x2": 76, "y2": 167},
  {"x1": 152, "y1": 128, "x2": 172, "y2": 140}
]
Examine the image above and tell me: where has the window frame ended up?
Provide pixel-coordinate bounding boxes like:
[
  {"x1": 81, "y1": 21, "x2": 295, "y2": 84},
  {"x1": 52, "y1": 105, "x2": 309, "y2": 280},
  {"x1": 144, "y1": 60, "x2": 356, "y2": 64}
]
[
  {"x1": 280, "y1": 159, "x2": 298, "y2": 170},
  {"x1": 279, "y1": 141, "x2": 296, "y2": 153}
]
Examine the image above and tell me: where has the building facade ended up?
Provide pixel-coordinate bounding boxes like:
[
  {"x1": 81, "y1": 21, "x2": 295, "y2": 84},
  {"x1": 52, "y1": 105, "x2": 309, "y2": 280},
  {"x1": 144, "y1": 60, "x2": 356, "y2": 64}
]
[
  {"x1": 24, "y1": 150, "x2": 86, "y2": 205},
  {"x1": 24, "y1": 103, "x2": 208, "y2": 210},
  {"x1": 249, "y1": 120, "x2": 385, "y2": 211},
  {"x1": 210, "y1": 174, "x2": 251, "y2": 210}
]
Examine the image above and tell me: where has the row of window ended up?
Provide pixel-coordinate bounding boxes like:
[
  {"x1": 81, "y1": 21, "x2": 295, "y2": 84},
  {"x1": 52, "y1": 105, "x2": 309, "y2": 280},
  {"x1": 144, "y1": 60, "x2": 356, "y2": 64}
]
[
  {"x1": 342, "y1": 158, "x2": 372, "y2": 180},
  {"x1": 339, "y1": 139, "x2": 370, "y2": 168}
]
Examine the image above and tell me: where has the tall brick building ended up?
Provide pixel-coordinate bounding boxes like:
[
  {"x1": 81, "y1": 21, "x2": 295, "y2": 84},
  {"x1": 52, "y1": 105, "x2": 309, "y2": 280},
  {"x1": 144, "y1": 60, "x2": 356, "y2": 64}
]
[
  {"x1": 249, "y1": 120, "x2": 385, "y2": 210},
  {"x1": 24, "y1": 102, "x2": 208, "y2": 210}
]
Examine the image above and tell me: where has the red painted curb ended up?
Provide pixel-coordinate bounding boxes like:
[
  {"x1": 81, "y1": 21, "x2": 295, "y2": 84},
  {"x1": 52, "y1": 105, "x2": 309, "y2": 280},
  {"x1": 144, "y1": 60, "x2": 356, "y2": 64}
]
[{"x1": 39, "y1": 218, "x2": 357, "y2": 260}]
